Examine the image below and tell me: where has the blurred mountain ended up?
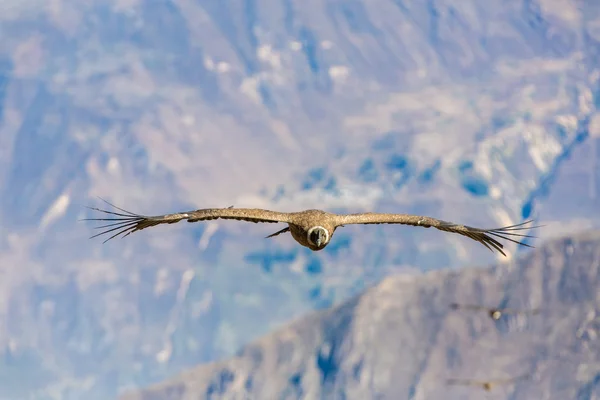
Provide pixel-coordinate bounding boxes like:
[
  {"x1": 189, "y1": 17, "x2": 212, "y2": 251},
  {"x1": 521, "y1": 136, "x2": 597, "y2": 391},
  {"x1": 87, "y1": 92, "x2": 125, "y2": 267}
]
[
  {"x1": 1, "y1": 0, "x2": 600, "y2": 398},
  {"x1": 122, "y1": 230, "x2": 600, "y2": 400}
]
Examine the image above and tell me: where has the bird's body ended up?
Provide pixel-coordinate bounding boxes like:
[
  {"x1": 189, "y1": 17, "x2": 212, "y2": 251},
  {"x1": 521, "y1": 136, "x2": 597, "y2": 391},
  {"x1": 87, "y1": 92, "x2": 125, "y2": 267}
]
[{"x1": 84, "y1": 199, "x2": 541, "y2": 255}]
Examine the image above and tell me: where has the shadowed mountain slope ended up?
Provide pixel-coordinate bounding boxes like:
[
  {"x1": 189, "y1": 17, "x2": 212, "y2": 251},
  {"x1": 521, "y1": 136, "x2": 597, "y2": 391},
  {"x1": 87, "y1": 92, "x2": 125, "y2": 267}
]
[{"x1": 123, "y1": 230, "x2": 600, "y2": 400}]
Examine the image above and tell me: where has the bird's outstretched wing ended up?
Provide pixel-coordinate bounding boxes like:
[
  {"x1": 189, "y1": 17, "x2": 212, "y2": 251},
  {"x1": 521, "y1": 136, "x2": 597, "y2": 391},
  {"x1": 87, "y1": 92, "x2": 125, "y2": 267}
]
[
  {"x1": 450, "y1": 303, "x2": 541, "y2": 315},
  {"x1": 447, "y1": 378, "x2": 490, "y2": 387},
  {"x1": 334, "y1": 213, "x2": 542, "y2": 256},
  {"x1": 450, "y1": 303, "x2": 489, "y2": 312},
  {"x1": 83, "y1": 198, "x2": 291, "y2": 243},
  {"x1": 447, "y1": 373, "x2": 530, "y2": 390},
  {"x1": 490, "y1": 374, "x2": 531, "y2": 384}
]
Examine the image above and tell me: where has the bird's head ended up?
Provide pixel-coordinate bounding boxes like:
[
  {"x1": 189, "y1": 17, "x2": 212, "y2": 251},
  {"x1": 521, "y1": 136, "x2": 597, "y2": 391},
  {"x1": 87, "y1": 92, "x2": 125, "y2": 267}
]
[
  {"x1": 307, "y1": 226, "x2": 330, "y2": 250},
  {"x1": 490, "y1": 310, "x2": 502, "y2": 320}
]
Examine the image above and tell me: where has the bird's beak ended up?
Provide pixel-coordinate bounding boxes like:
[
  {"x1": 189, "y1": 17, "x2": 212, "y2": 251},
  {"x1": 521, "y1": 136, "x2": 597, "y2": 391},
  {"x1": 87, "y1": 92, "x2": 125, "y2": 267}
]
[{"x1": 316, "y1": 230, "x2": 327, "y2": 248}]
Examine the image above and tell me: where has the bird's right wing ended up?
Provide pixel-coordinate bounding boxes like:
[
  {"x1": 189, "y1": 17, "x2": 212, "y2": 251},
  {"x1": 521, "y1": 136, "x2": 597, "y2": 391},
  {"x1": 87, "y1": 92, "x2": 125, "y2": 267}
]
[
  {"x1": 446, "y1": 378, "x2": 487, "y2": 387},
  {"x1": 83, "y1": 198, "x2": 291, "y2": 243},
  {"x1": 450, "y1": 303, "x2": 489, "y2": 311}
]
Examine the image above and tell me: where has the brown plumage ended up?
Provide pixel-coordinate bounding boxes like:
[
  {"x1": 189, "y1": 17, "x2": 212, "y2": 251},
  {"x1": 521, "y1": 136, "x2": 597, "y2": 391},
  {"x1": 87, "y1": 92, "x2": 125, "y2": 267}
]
[
  {"x1": 83, "y1": 198, "x2": 541, "y2": 254},
  {"x1": 449, "y1": 303, "x2": 542, "y2": 320},
  {"x1": 446, "y1": 374, "x2": 531, "y2": 391}
]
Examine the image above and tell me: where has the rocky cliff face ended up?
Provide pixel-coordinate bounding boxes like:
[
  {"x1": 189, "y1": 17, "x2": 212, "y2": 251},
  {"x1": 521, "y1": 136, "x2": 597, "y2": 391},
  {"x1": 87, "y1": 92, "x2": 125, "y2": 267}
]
[{"x1": 123, "y1": 230, "x2": 600, "y2": 400}]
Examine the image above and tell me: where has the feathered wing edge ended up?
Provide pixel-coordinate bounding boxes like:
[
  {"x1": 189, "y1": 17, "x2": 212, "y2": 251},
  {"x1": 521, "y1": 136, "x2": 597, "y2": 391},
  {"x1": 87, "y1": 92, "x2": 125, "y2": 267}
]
[
  {"x1": 436, "y1": 219, "x2": 542, "y2": 256},
  {"x1": 81, "y1": 198, "x2": 162, "y2": 243}
]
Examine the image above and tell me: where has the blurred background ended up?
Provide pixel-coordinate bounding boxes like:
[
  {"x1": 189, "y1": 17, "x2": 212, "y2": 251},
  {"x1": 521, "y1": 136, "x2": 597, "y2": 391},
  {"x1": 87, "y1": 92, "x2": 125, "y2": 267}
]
[{"x1": 0, "y1": 0, "x2": 599, "y2": 399}]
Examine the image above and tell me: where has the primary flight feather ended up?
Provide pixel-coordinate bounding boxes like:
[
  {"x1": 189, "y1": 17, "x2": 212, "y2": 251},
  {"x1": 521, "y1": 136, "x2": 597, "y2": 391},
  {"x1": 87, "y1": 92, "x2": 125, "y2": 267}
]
[{"x1": 84, "y1": 198, "x2": 540, "y2": 255}]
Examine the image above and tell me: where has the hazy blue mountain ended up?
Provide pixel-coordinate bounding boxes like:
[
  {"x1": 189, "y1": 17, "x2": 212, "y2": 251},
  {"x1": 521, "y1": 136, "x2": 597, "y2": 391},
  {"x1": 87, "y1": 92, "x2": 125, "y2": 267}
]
[
  {"x1": 122, "y1": 230, "x2": 600, "y2": 400},
  {"x1": 0, "y1": 0, "x2": 599, "y2": 398}
]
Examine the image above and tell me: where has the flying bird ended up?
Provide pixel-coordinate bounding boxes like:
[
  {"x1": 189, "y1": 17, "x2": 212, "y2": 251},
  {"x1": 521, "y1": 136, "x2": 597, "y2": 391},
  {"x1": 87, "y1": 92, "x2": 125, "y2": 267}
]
[
  {"x1": 449, "y1": 303, "x2": 542, "y2": 320},
  {"x1": 446, "y1": 374, "x2": 531, "y2": 391},
  {"x1": 83, "y1": 198, "x2": 540, "y2": 255}
]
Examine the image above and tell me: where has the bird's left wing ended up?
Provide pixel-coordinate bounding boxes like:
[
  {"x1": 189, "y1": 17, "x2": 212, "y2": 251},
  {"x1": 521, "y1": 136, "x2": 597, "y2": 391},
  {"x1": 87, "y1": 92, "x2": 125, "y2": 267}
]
[
  {"x1": 83, "y1": 198, "x2": 291, "y2": 243},
  {"x1": 498, "y1": 307, "x2": 542, "y2": 316},
  {"x1": 496, "y1": 373, "x2": 531, "y2": 383},
  {"x1": 482, "y1": 374, "x2": 531, "y2": 386},
  {"x1": 333, "y1": 213, "x2": 541, "y2": 256}
]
